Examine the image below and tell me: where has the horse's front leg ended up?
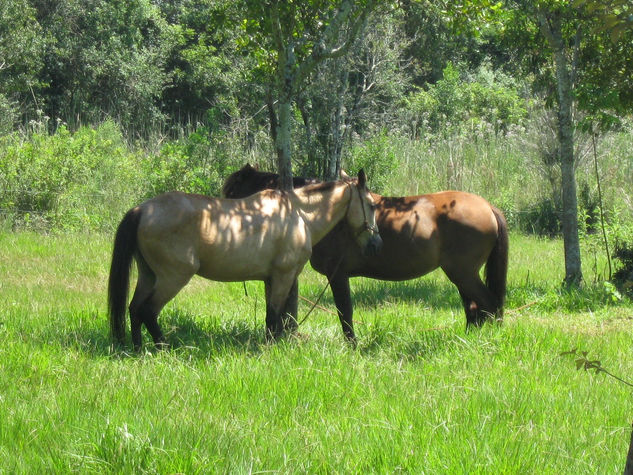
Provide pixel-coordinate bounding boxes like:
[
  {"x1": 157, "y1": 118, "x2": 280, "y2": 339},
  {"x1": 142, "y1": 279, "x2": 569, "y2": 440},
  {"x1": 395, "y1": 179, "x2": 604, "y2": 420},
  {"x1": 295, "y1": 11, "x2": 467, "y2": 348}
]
[
  {"x1": 329, "y1": 272, "x2": 355, "y2": 344},
  {"x1": 281, "y1": 279, "x2": 299, "y2": 334},
  {"x1": 264, "y1": 274, "x2": 296, "y2": 342}
]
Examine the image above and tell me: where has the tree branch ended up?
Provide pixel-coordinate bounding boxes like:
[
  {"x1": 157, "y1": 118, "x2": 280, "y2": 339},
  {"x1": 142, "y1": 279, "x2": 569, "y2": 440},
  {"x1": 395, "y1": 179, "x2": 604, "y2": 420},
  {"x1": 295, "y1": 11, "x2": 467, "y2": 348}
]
[
  {"x1": 536, "y1": 9, "x2": 557, "y2": 47},
  {"x1": 295, "y1": 0, "x2": 375, "y2": 88},
  {"x1": 269, "y1": 0, "x2": 286, "y2": 53}
]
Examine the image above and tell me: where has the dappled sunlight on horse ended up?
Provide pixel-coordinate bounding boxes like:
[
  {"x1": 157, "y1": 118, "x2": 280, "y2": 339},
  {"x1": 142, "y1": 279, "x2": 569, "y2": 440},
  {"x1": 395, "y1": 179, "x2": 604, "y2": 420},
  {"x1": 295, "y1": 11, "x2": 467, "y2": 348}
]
[
  {"x1": 223, "y1": 164, "x2": 508, "y2": 343},
  {"x1": 108, "y1": 170, "x2": 382, "y2": 350}
]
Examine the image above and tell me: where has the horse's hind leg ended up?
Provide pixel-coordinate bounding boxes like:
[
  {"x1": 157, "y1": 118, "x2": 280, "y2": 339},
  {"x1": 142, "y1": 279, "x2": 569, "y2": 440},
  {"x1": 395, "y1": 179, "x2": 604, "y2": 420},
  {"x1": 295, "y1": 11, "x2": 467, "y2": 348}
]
[
  {"x1": 130, "y1": 294, "x2": 162, "y2": 350},
  {"x1": 461, "y1": 279, "x2": 497, "y2": 326},
  {"x1": 457, "y1": 289, "x2": 480, "y2": 327},
  {"x1": 264, "y1": 271, "x2": 299, "y2": 341},
  {"x1": 129, "y1": 261, "x2": 155, "y2": 350},
  {"x1": 445, "y1": 268, "x2": 497, "y2": 327},
  {"x1": 130, "y1": 271, "x2": 193, "y2": 350}
]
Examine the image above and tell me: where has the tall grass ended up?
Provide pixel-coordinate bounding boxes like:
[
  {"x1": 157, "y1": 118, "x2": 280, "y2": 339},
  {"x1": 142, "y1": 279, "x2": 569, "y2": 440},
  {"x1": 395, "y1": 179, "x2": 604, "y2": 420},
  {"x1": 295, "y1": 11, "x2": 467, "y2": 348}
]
[
  {"x1": 1, "y1": 119, "x2": 632, "y2": 238},
  {"x1": 0, "y1": 232, "x2": 631, "y2": 473},
  {"x1": 376, "y1": 127, "x2": 633, "y2": 236}
]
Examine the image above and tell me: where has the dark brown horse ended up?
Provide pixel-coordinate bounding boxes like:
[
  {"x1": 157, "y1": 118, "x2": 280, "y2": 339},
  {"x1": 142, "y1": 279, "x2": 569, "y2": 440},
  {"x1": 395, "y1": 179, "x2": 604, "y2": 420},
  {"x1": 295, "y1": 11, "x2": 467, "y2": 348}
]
[
  {"x1": 221, "y1": 163, "x2": 319, "y2": 197},
  {"x1": 223, "y1": 164, "x2": 508, "y2": 342},
  {"x1": 108, "y1": 170, "x2": 382, "y2": 350}
]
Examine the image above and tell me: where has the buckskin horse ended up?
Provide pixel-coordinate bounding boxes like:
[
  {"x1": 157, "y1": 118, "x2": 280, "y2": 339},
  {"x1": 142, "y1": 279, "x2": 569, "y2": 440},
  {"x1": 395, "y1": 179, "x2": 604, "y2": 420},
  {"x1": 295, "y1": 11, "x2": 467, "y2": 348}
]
[
  {"x1": 223, "y1": 164, "x2": 508, "y2": 342},
  {"x1": 108, "y1": 170, "x2": 382, "y2": 350}
]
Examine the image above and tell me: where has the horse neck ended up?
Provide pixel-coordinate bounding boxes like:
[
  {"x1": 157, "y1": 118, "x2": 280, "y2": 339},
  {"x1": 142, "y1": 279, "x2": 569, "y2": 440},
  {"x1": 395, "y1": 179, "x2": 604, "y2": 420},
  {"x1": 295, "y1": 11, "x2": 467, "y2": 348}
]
[{"x1": 290, "y1": 182, "x2": 351, "y2": 245}]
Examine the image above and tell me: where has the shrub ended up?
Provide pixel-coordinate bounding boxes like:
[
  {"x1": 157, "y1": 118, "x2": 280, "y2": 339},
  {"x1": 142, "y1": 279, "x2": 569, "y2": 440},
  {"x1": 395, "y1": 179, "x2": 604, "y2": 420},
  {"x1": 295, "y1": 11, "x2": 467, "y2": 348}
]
[
  {"x1": 511, "y1": 198, "x2": 561, "y2": 237},
  {"x1": 0, "y1": 120, "x2": 252, "y2": 232},
  {"x1": 613, "y1": 241, "x2": 633, "y2": 298},
  {"x1": 0, "y1": 121, "x2": 142, "y2": 231},
  {"x1": 142, "y1": 126, "x2": 244, "y2": 199},
  {"x1": 0, "y1": 94, "x2": 17, "y2": 137},
  {"x1": 347, "y1": 131, "x2": 400, "y2": 193},
  {"x1": 403, "y1": 63, "x2": 527, "y2": 139}
]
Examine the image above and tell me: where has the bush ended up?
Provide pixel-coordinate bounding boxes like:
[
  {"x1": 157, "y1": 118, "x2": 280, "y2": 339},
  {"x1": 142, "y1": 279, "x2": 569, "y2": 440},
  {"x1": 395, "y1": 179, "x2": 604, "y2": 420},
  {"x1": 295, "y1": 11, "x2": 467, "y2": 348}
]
[
  {"x1": 613, "y1": 241, "x2": 633, "y2": 298},
  {"x1": 0, "y1": 94, "x2": 17, "y2": 137},
  {"x1": 347, "y1": 131, "x2": 400, "y2": 193},
  {"x1": 0, "y1": 121, "x2": 247, "y2": 232},
  {"x1": 403, "y1": 63, "x2": 528, "y2": 139},
  {"x1": 0, "y1": 121, "x2": 143, "y2": 231},
  {"x1": 508, "y1": 198, "x2": 561, "y2": 237},
  {"x1": 142, "y1": 126, "x2": 235, "y2": 199}
]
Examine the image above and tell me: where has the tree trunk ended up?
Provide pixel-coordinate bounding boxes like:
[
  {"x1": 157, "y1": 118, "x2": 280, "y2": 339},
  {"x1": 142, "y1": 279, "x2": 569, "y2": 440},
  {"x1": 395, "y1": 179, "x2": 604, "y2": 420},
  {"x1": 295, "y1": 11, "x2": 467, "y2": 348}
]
[
  {"x1": 538, "y1": 10, "x2": 583, "y2": 286},
  {"x1": 297, "y1": 97, "x2": 320, "y2": 176},
  {"x1": 327, "y1": 98, "x2": 344, "y2": 180},
  {"x1": 625, "y1": 422, "x2": 633, "y2": 475},
  {"x1": 275, "y1": 95, "x2": 293, "y2": 191},
  {"x1": 324, "y1": 67, "x2": 348, "y2": 181},
  {"x1": 274, "y1": 39, "x2": 296, "y2": 192}
]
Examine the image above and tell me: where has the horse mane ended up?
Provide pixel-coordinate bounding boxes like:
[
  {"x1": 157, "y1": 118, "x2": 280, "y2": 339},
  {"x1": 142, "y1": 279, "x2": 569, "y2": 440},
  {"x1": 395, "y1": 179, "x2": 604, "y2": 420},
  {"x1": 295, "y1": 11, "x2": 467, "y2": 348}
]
[
  {"x1": 300, "y1": 181, "x2": 338, "y2": 193},
  {"x1": 222, "y1": 164, "x2": 279, "y2": 197},
  {"x1": 222, "y1": 163, "x2": 321, "y2": 198}
]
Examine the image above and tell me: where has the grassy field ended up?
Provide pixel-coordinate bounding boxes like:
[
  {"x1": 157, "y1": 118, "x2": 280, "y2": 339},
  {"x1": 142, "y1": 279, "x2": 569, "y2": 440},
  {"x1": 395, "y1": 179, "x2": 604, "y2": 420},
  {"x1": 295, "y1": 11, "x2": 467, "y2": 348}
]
[{"x1": 0, "y1": 231, "x2": 632, "y2": 473}]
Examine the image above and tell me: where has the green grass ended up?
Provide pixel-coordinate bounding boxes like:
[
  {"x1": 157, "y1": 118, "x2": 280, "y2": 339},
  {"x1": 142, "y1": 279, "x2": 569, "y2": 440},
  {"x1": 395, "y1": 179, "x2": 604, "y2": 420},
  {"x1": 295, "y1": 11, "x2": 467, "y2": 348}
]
[{"x1": 0, "y1": 232, "x2": 632, "y2": 473}]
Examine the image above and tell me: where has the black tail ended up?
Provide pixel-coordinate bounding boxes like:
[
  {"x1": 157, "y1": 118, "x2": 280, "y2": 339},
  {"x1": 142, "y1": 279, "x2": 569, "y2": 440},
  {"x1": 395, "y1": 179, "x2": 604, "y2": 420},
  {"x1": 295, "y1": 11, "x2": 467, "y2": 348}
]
[
  {"x1": 486, "y1": 207, "x2": 509, "y2": 319},
  {"x1": 108, "y1": 207, "x2": 142, "y2": 344}
]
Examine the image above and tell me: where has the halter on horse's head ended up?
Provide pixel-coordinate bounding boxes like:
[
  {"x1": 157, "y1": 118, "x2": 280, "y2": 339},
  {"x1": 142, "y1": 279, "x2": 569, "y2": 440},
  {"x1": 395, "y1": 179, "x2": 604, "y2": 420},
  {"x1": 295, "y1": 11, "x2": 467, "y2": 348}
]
[{"x1": 341, "y1": 169, "x2": 382, "y2": 257}]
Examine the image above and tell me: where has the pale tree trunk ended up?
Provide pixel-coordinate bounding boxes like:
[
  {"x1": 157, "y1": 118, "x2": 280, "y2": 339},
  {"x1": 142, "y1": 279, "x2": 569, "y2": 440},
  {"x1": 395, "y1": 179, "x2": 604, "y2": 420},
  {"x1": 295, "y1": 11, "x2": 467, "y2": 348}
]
[
  {"x1": 297, "y1": 97, "x2": 319, "y2": 176},
  {"x1": 268, "y1": 0, "x2": 373, "y2": 190},
  {"x1": 538, "y1": 10, "x2": 583, "y2": 286},
  {"x1": 625, "y1": 422, "x2": 633, "y2": 475},
  {"x1": 326, "y1": 69, "x2": 348, "y2": 181},
  {"x1": 273, "y1": 39, "x2": 296, "y2": 191},
  {"x1": 275, "y1": 95, "x2": 294, "y2": 191}
]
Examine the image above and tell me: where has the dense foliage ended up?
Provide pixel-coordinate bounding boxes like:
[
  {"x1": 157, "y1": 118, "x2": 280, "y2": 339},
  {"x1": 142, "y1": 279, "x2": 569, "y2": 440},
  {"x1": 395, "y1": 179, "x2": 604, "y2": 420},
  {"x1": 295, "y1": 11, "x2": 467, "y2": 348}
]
[{"x1": 1, "y1": 0, "x2": 632, "y2": 246}]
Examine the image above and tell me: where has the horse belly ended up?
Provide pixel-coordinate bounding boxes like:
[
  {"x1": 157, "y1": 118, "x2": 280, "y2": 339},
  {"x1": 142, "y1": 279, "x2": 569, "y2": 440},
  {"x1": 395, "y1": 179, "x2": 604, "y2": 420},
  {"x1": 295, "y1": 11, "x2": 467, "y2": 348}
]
[
  {"x1": 364, "y1": 247, "x2": 438, "y2": 280},
  {"x1": 195, "y1": 243, "x2": 274, "y2": 282},
  {"x1": 345, "y1": 232, "x2": 439, "y2": 281}
]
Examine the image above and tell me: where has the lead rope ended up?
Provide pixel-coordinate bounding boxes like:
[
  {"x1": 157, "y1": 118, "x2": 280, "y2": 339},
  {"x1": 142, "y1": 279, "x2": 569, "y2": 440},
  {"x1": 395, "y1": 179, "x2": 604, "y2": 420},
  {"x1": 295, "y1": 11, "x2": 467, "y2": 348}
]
[
  {"x1": 297, "y1": 253, "x2": 345, "y2": 327},
  {"x1": 298, "y1": 181, "x2": 371, "y2": 327},
  {"x1": 297, "y1": 183, "x2": 355, "y2": 326}
]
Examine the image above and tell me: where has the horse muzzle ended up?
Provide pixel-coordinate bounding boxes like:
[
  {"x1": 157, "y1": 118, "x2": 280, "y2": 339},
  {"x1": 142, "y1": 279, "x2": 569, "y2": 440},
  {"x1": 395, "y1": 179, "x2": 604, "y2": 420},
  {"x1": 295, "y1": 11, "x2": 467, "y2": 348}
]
[{"x1": 363, "y1": 233, "x2": 383, "y2": 257}]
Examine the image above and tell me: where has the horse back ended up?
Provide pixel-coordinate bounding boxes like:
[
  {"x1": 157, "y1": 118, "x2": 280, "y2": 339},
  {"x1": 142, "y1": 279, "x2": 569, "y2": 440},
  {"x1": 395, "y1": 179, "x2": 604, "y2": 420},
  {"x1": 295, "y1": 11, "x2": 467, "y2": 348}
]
[
  {"x1": 136, "y1": 191, "x2": 311, "y2": 282},
  {"x1": 311, "y1": 194, "x2": 441, "y2": 280},
  {"x1": 311, "y1": 191, "x2": 500, "y2": 280}
]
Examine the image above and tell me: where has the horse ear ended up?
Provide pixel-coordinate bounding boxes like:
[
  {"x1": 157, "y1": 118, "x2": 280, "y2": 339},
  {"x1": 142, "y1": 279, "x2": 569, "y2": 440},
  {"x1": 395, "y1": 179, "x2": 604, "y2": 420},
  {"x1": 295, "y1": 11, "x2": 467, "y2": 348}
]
[
  {"x1": 340, "y1": 169, "x2": 351, "y2": 180},
  {"x1": 243, "y1": 163, "x2": 259, "y2": 175},
  {"x1": 358, "y1": 169, "x2": 367, "y2": 189}
]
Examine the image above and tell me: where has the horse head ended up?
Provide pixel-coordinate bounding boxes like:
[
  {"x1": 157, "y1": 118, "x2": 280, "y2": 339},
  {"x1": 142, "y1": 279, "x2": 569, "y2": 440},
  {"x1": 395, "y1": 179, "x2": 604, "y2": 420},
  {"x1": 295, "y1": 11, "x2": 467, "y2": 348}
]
[{"x1": 344, "y1": 169, "x2": 383, "y2": 257}]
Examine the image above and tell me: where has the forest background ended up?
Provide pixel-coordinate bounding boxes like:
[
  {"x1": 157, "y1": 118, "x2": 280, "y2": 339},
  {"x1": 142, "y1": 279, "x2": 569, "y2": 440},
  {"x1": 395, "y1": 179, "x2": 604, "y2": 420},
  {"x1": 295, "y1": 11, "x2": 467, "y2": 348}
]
[
  {"x1": 0, "y1": 0, "x2": 632, "y2": 286},
  {"x1": 2, "y1": 1, "x2": 633, "y2": 471}
]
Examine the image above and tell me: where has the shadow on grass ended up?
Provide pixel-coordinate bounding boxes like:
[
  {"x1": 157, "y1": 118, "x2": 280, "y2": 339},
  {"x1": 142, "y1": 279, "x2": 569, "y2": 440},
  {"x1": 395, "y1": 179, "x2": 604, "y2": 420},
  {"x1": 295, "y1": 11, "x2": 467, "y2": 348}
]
[
  {"x1": 39, "y1": 311, "x2": 501, "y2": 365},
  {"x1": 44, "y1": 275, "x2": 509, "y2": 361},
  {"x1": 355, "y1": 319, "x2": 466, "y2": 360},
  {"x1": 161, "y1": 308, "x2": 267, "y2": 357},
  {"x1": 45, "y1": 308, "x2": 269, "y2": 360},
  {"x1": 311, "y1": 276, "x2": 463, "y2": 311}
]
